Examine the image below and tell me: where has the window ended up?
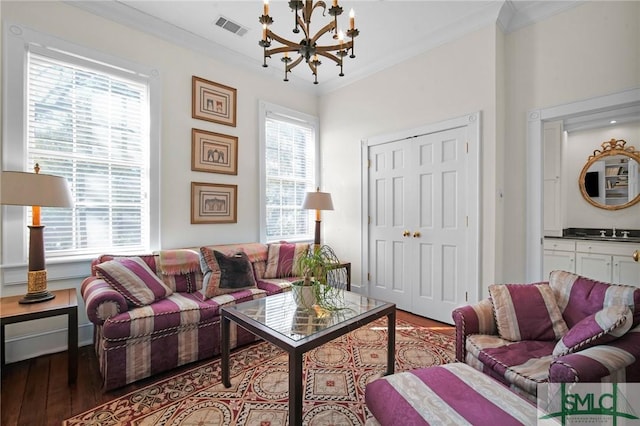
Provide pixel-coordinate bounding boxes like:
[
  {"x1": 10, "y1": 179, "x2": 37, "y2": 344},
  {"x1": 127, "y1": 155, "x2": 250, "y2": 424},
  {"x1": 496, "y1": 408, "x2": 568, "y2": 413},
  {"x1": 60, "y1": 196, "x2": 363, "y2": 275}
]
[
  {"x1": 259, "y1": 102, "x2": 319, "y2": 243},
  {"x1": 27, "y1": 52, "x2": 150, "y2": 256},
  {"x1": 2, "y1": 24, "x2": 159, "y2": 280}
]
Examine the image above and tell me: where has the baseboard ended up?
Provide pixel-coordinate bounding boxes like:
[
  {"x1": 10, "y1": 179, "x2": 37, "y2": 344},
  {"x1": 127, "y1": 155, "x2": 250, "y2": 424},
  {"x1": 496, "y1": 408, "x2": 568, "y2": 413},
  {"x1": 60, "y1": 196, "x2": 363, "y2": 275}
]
[{"x1": 3, "y1": 322, "x2": 93, "y2": 364}]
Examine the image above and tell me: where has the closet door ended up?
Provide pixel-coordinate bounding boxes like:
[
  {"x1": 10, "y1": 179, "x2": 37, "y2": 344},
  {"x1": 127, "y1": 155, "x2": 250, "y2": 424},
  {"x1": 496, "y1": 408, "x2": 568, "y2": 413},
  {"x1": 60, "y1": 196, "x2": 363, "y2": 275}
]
[{"x1": 367, "y1": 124, "x2": 472, "y2": 324}]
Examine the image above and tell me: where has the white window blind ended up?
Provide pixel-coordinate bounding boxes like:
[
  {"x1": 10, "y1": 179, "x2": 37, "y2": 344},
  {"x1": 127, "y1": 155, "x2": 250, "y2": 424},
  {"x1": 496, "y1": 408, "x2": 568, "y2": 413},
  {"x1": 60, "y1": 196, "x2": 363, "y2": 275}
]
[
  {"x1": 264, "y1": 113, "x2": 316, "y2": 241},
  {"x1": 27, "y1": 51, "x2": 150, "y2": 256}
]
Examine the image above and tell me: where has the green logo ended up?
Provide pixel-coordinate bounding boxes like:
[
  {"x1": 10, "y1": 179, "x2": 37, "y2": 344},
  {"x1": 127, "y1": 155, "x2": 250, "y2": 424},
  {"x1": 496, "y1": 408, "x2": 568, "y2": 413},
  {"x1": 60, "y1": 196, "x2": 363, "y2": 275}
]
[{"x1": 538, "y1": 383, "x2": 639, "y2": 425}]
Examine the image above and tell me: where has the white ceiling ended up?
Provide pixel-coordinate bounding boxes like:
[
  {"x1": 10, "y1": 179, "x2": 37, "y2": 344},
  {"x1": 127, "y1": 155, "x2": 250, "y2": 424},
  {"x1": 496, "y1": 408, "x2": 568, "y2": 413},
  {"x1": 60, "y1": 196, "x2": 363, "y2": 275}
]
[{"x1": 69, "y1": 0, "x2": 583, "y2": 94}]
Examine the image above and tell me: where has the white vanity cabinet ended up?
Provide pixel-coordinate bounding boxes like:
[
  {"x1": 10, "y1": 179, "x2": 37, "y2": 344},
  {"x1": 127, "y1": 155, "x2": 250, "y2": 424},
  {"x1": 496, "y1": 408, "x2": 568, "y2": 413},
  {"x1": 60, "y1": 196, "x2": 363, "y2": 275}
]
[
  {"x1": 544, "y1": 238, "x2": 640, "y2": 287},
  {"x1": 574, "y1": 241, "x2": 640, "y2": 286},
  {"x1": 543, "y1": 239, "x2": 575, "y2": 278}
]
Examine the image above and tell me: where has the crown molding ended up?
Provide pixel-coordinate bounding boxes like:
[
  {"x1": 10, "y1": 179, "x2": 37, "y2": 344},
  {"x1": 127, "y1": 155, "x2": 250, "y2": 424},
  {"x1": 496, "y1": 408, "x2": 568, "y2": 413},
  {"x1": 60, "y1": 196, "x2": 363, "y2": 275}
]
[
  {"x1": 498, "y1": 0, "x2": 584, "y2": 33},
  {"x1": 65, "y1": 1, "x2": 319, "y2": 96},
  {"x1": 66, "y1": 1, "x2": 584, "y2": 97}
]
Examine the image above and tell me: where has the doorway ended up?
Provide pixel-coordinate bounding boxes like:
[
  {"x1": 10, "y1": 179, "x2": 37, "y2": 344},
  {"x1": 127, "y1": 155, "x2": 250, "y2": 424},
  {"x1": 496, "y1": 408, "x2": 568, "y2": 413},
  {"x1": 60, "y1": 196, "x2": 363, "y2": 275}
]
[
  {"x1": 526, "y1": 88, "x2": 640, "y2": 282},
  {"x1": 361, "y1": 113, "x2": 480, "y2": 324}
]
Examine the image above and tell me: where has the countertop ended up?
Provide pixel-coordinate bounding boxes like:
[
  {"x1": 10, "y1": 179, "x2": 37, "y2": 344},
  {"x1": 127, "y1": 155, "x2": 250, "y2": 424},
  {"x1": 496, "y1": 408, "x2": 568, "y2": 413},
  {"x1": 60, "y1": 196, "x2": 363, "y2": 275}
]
[{"x1": 546, "y1": 228, "x2": 640, "y2": 244}]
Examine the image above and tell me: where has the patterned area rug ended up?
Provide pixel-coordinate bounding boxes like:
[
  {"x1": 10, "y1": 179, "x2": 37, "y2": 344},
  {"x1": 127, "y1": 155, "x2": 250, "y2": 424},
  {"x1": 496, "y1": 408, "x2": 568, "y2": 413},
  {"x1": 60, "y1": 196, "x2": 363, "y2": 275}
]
[{"x1": 64, "y1": 319, "x2": 454, "y2": 425}]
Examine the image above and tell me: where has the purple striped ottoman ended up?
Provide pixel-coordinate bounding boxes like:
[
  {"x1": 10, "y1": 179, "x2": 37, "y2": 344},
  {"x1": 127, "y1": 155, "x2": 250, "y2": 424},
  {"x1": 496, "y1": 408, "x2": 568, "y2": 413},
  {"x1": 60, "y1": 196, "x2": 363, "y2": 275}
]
[{"x1": 365, "y1": 362, "x2": 537, "y2": 425}]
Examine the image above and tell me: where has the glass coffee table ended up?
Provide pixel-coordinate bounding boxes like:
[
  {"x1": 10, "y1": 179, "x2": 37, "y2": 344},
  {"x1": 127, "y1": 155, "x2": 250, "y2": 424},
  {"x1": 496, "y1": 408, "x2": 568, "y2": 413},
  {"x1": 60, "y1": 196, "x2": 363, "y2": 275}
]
[{"x1": 220, "y1": 289, "x2": 396, "y2": 425}]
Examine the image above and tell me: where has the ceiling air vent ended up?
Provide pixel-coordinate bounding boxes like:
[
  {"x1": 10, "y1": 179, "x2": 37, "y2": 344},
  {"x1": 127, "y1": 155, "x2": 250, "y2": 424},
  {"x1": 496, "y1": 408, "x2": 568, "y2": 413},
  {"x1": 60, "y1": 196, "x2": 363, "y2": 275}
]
[{"x1": 215, "y1": 16, "x2": 248, "y2": 37}]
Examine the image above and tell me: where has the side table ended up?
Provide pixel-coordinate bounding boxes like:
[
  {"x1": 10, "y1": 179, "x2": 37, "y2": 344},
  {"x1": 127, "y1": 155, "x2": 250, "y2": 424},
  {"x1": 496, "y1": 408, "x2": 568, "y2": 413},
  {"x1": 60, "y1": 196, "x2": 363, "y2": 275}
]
[{"x1": 1, "y1": 288, "x2": 78, "y2": 384}]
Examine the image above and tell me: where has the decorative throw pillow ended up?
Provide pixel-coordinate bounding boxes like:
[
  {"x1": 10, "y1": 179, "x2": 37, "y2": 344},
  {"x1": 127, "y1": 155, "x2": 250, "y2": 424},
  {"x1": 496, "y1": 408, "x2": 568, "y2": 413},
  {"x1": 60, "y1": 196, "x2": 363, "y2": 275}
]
[
  {"x1": 552, "y1": 305, "x2": 633, "y2": 357},
  {"x1": 264, "y1": 242, "x2": 310, "y2": 278},
  {"x1": 200, "y1": 247, "x2": 257, "y2": 298},
  {"x1": 489, "y1": 283, "x2": 568, "y2": 342},
  {"x1": 95, "y1": 257, "x2": 173, "y2": 306}
]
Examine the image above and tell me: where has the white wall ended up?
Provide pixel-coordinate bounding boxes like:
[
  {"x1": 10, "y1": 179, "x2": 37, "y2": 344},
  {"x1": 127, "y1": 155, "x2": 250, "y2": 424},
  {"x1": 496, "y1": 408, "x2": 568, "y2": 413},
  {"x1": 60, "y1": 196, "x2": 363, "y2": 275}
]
[
  {"x1": 2, "y1": 0, "x2": 639, "y2": 363},
  {"x1": 0, "y1": 1, "x2": 317, "y2": 362},
  {"x1": 319, "y1": 25, "x2": 499, "y2": 296},
  {"x1": 563, "y1": 122, "x2": 640, "y2": 228},
  {"x1": 503, "y1": 1, "x2": 640, "y2": 282}
]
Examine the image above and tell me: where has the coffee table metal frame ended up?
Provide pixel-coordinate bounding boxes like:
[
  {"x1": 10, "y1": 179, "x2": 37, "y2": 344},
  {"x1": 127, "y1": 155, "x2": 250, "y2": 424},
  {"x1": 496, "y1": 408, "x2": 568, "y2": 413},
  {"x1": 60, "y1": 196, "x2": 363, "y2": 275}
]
[{"x1": 221, "y1": 290, "x2": 396, "y2": 425}]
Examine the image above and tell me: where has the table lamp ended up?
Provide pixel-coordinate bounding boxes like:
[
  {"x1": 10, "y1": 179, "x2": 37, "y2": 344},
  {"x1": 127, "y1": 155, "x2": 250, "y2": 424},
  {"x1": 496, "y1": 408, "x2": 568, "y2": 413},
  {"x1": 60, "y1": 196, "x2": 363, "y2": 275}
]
[
  {"x1": 302, "y1": 188, "x2": 334, "y2": 247},
  {"x1": 1, "y1": 164, "x2": 73, "y2": 303}
]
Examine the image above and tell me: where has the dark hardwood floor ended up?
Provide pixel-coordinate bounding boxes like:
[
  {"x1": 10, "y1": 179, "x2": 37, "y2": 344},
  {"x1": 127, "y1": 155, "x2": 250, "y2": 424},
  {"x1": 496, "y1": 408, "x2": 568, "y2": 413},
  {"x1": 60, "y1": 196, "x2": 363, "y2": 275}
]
[{"x1": 0, "y1": 310, "x2": 454, "y2": 426}]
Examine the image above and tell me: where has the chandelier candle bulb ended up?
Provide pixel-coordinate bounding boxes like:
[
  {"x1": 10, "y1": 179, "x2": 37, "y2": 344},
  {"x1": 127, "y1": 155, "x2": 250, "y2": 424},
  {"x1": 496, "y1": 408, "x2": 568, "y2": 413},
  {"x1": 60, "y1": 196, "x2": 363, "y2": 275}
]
[
  {"x1": 263, "y1": 0, "x2": 269, "y2": 16},
  {"x1": 349, "y1": 9, "x2": 355, "y2": 30},
  {"x1": 262, "y1": 24, "x2": 267, "y2": 41},
  {"x1": 333, "y1": 0, "x2": 338, "y2": 6}
]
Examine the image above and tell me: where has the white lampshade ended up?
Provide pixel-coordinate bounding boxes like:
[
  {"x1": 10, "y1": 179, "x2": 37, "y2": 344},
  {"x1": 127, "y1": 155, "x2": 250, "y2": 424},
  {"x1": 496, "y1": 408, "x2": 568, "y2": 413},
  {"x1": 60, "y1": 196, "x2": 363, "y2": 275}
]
[
  {"x1": 1, "y1": 171, "x2": 73, "y2": 207},
  {"x1": 302, "y1": 190, "x2": 334, "y2": 211}
]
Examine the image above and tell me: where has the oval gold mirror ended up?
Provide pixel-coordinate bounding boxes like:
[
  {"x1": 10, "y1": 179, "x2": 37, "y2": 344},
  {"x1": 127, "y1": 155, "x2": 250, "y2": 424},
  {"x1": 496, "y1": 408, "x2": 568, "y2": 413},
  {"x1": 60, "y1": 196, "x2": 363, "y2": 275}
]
[{"x1": 579, "y1": 139, "x2": 640, "y2": 210}]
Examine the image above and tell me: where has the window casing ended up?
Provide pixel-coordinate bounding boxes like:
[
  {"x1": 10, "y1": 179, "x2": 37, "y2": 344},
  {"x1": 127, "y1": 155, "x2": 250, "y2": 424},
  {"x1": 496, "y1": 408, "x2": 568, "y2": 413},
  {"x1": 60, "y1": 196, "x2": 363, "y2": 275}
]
[
  {"x1": 2, "y1": 23, "x2": 160, "y2": 283},
  {"x1": 259, "y1": 102, "x2": 319, "y2": 243}
]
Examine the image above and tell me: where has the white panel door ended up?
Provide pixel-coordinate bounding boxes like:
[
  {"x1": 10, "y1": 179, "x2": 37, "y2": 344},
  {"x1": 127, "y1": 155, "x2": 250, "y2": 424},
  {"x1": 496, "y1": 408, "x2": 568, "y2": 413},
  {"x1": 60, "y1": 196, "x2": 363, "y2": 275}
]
[
  {"x1": 368, "y1": 125, "x2": 470, "y2": 323},
  {"x1": 368, "y1": 141, "x2": 412, "y2": 308}
]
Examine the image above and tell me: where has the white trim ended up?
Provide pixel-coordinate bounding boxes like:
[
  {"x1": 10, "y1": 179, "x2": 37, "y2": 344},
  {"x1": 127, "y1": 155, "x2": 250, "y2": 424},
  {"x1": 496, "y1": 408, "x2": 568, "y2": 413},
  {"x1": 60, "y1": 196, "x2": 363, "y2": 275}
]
[
  {"x1": 361, "y1": 112, "x2": 481, "y2": 303},
  {"x1": 3, "y1": 322, "x2": 93, "y2": 365},
  {"x1": 1, "y1": 22, "x2": 161, "y2": 285},
  {"x1": 526, "y1": 88, "x2": 640, "y2": 282},
  {"x1": 258, "y1": 101, "x2": 320, "y2": 244}
]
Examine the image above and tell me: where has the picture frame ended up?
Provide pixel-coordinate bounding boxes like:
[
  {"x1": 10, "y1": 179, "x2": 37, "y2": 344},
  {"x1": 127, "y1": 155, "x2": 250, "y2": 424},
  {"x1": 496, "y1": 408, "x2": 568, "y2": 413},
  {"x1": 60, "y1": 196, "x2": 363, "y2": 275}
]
[
  {"x1": 192, "y1": 76, "x2": 237, "y2": 127},
  {"x1": 191, "y1": 129, "x2": 238, "y2": 175},
  {"x1": 191, "y1": 182, "x2": 237, "y2": 224}
]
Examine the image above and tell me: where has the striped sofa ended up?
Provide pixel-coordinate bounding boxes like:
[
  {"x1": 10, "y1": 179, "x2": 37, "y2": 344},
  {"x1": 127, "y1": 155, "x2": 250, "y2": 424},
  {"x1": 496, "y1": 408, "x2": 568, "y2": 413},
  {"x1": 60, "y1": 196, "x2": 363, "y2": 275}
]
[
  {"x1": 452, "y1": 270, "x2": 640, "y2": 401},
  {"x1": 81, "y1": 242, "x2": 301, "y2": 390}
]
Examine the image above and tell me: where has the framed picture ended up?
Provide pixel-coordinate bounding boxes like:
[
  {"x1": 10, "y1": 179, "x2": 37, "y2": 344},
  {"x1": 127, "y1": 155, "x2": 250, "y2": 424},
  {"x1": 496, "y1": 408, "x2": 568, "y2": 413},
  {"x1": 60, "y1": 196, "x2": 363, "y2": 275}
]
[
  {"x1": 191, "y1": 182, "x2": 237, "y2": 224},
  {"x1": 192, "y1": 76, "x2": 237, "y2": 127},
  {"x1": 191, "y1": 129, "x2": 238, "y2": 175}
]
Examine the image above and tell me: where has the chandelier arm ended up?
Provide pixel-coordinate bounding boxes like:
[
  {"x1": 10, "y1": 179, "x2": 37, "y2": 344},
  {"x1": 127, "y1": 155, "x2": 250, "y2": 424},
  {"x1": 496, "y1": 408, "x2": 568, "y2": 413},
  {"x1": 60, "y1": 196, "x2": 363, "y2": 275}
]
[
  {"x1": 296, "y1": 14, "x2": 310, "y2": 39},
  {"x1": 309, "y1": 21, "x2": 336, "y2": 45},
  {"x1": 268, "y1": 31, "x2": 302, "y2": 48},
  {"x1": 286, "y1": 55, "x2": 305, "y2": 72},
  {"x1": 315, "y1": 40, "x2": 353, "y2": 53},
  {"x1": 315, "y1": 51, "x2": 341, "y2": 66},
  {"x1": 266, "y1": 46, "x2": 299, "y2": 56}
]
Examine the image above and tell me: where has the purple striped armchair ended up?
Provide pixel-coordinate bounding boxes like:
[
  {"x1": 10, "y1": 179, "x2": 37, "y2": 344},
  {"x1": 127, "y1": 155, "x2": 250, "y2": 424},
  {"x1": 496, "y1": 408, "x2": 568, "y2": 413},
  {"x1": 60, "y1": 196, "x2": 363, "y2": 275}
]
[
  {"x1": 81, "y1": 243, "x2": 301, "y2": 390},
  {"x1": 452, "y1": 270, "x2": 640, "y2": 401}
]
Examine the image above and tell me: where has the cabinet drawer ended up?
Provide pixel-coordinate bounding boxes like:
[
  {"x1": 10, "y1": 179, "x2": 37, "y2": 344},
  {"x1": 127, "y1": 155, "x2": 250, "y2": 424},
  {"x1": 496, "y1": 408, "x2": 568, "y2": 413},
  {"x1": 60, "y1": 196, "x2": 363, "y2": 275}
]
[
  {"x1": 575, "y1": 241, "x2": 640, "y2": 257},
  {"x1": 543, "y1": 239, "x2": 575, "y2": 252}
]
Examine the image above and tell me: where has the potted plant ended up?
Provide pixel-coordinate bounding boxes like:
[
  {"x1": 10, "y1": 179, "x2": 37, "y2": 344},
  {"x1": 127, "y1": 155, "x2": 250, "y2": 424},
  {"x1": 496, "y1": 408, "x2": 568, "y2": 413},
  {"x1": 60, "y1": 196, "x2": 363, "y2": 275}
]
[{"x1": 292, "y1": 245, "x2": 344, "y2": 310}]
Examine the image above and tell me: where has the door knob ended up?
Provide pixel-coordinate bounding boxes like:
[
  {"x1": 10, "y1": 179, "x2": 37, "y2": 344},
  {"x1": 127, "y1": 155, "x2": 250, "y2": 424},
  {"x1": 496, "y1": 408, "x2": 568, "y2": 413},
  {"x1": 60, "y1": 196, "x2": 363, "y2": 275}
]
[
  {"x1": 633, "y1": 250, "x2": 639, "y2": 262},
  {"x1": 403, "y1": 230, "x2": 410, "y2": 237},
  {"x1": 413, "y1": 231, "x2": 421, "y2": 238}
]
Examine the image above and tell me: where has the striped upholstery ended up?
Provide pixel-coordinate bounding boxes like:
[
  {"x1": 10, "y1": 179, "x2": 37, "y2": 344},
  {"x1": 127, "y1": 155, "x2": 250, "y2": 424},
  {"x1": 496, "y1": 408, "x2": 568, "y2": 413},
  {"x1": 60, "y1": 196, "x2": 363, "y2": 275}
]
[
  {"x1": 549, "y1": 270, "x2": 640, "y2": 327},
  {"x1": 489, "y1": 283, "x2": 568, "y2": 341},
  {"x1": 365, "y1": 362, "x2": 537, "y2": 425},
  {"x1": 452, "y1": 271, "x2": 640, "y2": 399},
  {"x1": 82, "y1": 242, "x2": 301, "y2": 390}
]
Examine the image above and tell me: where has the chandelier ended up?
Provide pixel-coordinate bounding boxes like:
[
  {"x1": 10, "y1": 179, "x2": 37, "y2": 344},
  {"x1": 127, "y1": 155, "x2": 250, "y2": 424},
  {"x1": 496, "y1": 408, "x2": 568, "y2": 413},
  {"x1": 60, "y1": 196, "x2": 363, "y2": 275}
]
[{"x1": 259, "y1": 0, "x2": 360, "y2": 84}]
